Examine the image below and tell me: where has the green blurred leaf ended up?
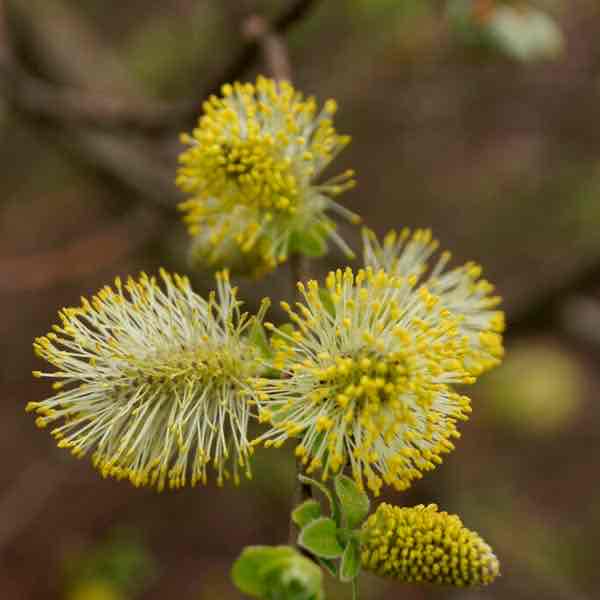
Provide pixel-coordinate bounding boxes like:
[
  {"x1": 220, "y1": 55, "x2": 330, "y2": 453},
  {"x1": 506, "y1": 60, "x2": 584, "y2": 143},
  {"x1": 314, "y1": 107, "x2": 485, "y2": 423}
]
[
  {"x1": 334, "y1": 474, "x2": 370, "y2": 529},
  {"x1": 488, "y1": 6, "x2": 564, "y2": 62},
  {"x1": 292, "y1": 499, "x2": 322, "y2": 529},
  {"x1": 298, "y1": 475, "x2": 342, "y2": 526},
  {"x1": 447, "y1": 1, "x2": 565, "y2": 62},
  {"x1": 339, "y1": 538, "x2": 361, "y2": 582},
  {"x1": 67, "y1": 580, "x2": 125, "y2": 600},
  {"x1": 289, "y1": 228, "x2": 328, "y2": 258},
  {"x1": 231, "y1": 546, "x2": 296, "y2": 597},
  {"x1": 261, "y1": 553, "x2": 324, "y2": 600},
  {"x1": 298, "y1": 518, "x2": 344, "y2": 559},
  {"x1": 232, "y1": 545, "x2": 324, "y2": 600},
  {"x1": 480, "y1": 341, "x2": 583, "y2": 436},
  {"x1": 62, "y1": 532, "x2": 156, "y2": 596}
]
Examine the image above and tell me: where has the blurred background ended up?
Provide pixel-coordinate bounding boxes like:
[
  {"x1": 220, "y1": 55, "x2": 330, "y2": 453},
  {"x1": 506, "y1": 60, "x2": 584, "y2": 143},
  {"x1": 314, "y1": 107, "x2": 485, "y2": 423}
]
[{"x1": 1, "y1": 0, "x2": 599, "y2": 598}]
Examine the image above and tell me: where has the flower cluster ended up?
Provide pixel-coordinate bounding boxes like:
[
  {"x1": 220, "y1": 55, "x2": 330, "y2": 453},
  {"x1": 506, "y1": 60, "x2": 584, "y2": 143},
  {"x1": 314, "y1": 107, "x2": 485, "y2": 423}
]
[
  {"x1": 29, "y1": 270, "x2": 268, "y2": 490},
  {"x1": 176, "y1": 76, "x2": 358, "y2": 276},
  {"x1": 28, "y1": 77, "x2": 506, "y2": 593},
  {"x1": 363, "y1": 228, "x2": 504, "y2": 375},
  {"x1": 253, "y1": 229, "x2": 503, "y2": 495},
  {"x1": 361, "y1": 503, "x2": 500, "y2": 586},
  {"x1": 254, "y1": 263, "x2": 481, "y2": 495}
]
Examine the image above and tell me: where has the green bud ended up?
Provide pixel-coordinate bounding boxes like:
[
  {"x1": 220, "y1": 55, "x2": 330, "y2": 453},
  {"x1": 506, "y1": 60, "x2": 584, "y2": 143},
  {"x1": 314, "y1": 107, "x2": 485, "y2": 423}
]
[{"x1": 231, "y1": 546, "x2": 324, "y2": 600}]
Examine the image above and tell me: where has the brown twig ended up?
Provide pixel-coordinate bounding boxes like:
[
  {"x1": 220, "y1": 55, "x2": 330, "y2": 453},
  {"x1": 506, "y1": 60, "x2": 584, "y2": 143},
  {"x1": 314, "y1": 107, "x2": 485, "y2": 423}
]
[
  {"x1": 0, "y1": 458, "x2": 67, "y2": 552},
  {"x1": 192, "y1": 0, "x2": 318, "y2": 112},
  {"x1": 255, "y1": 11, "x2": 317, "y2": 546},
  {"x1": 0, "y1": 0, "x2": 14, "y2": 66},
  {"x1": 288, "y1": 253, "x2": 315, "y2": 547},
  {"x1": 243, "y1": 15, "x2": 293, "y2": 82},
  {"x1": 0, "y1": 65, "x2": 193, "y2": 133},
  {"x1": 507, "y1": 259, "x2": 600, "y2": 339},
  {"x1": 0, "y1": 208, "x2": 159, "y2": 293},
  {"x1": 0, "y1": 0, "x2": 319, "y2": 215},
  {"x1": 1, "y1": 0, "x2": 318, "y2": 134},
  {"x1": 2, "y1": 0, "x2": 179, "y2": 212},
  {"x1": 0, "y1": 0, "x2": 191, "y2": 134}
]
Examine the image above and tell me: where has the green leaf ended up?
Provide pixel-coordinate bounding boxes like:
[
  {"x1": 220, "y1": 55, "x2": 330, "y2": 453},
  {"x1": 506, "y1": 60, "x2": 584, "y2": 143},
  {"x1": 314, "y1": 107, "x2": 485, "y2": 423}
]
[
  {"x1": 339, "y1": 538, "x2": 361, "y2": 582},
  {"x1": 249, "y1": 320, "x2": 273, "y2": 359},
  {"x1": 334, "y1": 474, "x2": 370, "y2": 529},
  {"x1": 289, "y1": 228, "x2": 328, "y2": 258},
  {"x1": 298, "y1": 518, "x2": 344, "y2": 559},
  {"x1": 318, "y1": 557, "x2": 338, "y2": 578},
  {"x1": 298, "y1": 475, "x2": 341, "y2": 526},
  {"x1": 261, "y1": 553, "x2": 324, "y2": 600},
  {"x1": 292, "y1": 499, "x2": 322, "y2": 529},
  {"x1": 231, "y1": 546, "x2": 296, "y2": 597}
]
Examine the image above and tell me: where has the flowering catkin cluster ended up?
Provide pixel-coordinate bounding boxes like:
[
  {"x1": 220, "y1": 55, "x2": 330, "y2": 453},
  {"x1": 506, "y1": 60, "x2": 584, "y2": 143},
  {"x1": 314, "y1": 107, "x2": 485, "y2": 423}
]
[
  {"x1": 29, "y1": 270, "x2": 268, "y2": 490},
  {"x1": 176, "y1": 76, "x2": 358, "y2": 277},
  {"x1": 28, "y1": 79, "x2": 506, "y2": 593},
  {"x1": 254, "y1": 229, "x2": 504, "y2": 495},
  {"x1": 29, "y1": 230, "x2": 503, "y2": 498},
  {"x1": 27, "y1": 77, "x2": 507, "y2": 594},
  {"x1": 361, "y1": 503, "x2": 500, "y2": 586}
]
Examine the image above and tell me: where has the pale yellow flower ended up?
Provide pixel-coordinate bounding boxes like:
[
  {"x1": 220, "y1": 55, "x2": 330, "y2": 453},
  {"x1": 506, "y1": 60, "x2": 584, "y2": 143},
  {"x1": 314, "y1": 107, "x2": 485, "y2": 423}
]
[
  {"x1": 29, "y1": 270, "x2": 268, "y2": 490},
  {"x1": 254, "y1": 266, "x2": 483, "y2": 495}
]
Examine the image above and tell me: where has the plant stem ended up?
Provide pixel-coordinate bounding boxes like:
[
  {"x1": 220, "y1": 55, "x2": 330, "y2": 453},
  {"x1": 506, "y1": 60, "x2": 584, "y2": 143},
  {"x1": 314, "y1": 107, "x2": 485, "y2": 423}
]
[
  {"x1": 253, "y1": 0, "x2": 318, "y2": 552},
  {"x1": 288, "y1": 252, "x2": 314, "y2": 546},
  {"x1": 352, "y1": 578, "x2": 359, "y2": 600}
]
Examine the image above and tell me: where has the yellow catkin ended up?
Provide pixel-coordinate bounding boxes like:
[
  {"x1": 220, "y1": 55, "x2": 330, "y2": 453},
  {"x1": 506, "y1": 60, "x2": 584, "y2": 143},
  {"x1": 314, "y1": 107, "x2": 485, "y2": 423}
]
[
  {"x1": 254, "y1": 227, "x2": 504, "y2": 495},
  {"x1": 361, "y1": 503, "x2": 500, "y2": 586},
  {"x1": 253, "y1": 265, "x2": 485, "y2": 495},
  {"x1": 176, "y1": 76, "x2": 358, "y2": 276}
]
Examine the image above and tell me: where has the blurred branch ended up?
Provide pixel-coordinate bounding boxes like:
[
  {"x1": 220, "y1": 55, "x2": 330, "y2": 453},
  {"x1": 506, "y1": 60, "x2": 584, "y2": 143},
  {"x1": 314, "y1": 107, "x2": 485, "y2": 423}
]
[
  {"x1": 191, "y1": 0, "x2": 317, "y2": 109},
  {"x1": 253, "y1": 15, "x2": 317, "y2": 552},
  {"x1": 0, "y1": 0, "x2": 320, "y2": 293},
  {"x1": 0, "y1": 0, "x2": 191, "y2": 133},
  {"x1": 1, "y1": 0, "x2": 318, "y2": 134},
  {"x1": 507, "y1": 259, "x2": 600, "y2": 338},
  {"x1": 0, "y1": 207, "x2": 159, "y2": 292},
  {"x1": 0, "y1": 0, "x2": 13, "y2": 65},
  {"x1": 244, "y1": 14, "x2": 293, "y2": 82},
  {"x1": 556, "y1": 295, "x2": 600, "y2": 358},
  {"x1": 0, "y1": 458, "x2": 66, "y2": 552},
  {"x1": 0, "y1": 0, "x2": 318, "y2": 212},
  {"x1": 1, "y1": 0, "x2": 178, "y2": 210},
  {"x1": 1, "y1": 66, "x2": 192, "y2": 133}
]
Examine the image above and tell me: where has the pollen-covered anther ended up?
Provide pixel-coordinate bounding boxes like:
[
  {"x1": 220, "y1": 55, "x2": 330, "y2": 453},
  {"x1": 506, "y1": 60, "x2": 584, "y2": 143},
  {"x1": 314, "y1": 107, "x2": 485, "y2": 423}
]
[{"x1": 361, "y1": 503, "x2": 500, "y2": 587}]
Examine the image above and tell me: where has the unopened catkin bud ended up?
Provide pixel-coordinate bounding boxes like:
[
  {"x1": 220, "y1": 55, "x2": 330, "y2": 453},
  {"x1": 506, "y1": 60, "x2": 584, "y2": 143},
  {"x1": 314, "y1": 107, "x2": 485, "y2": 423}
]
[{"x1": 361, "y1": 503, "x2": 500, "y2": 587}]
